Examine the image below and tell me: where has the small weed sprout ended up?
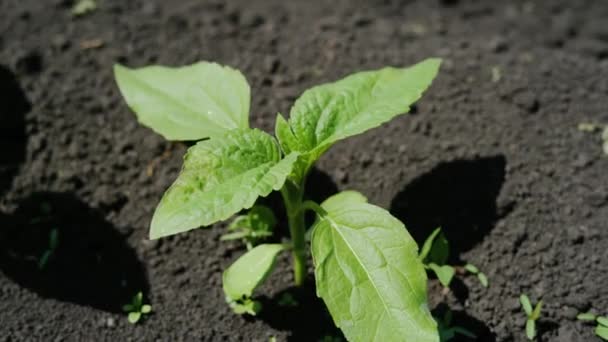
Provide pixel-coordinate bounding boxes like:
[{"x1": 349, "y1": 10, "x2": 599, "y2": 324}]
[
  {"x1": 577, "y1": 312, "x2": 608, "y2": 340},
  {"x1": 520, "y1": 294, "x2": 542, "y2": 340},
  {"x1": 221, "y1": 205, "x2": 276, "y2": 250},
  {"x1": 123, "y1": 292, "x2": 152, "y2": 324},
  {"x1": 436, "y1": 309, "x2": 476, "y2": 341},
  {"x1": 38, "y1": 228, "x2": 59, "y2": 270},
  {"x1": 419, "y1": 228, "x2": 488, "y2": 288},
  {"x1": 277, "y1": 292, "x2": 298, "y2": 308}
]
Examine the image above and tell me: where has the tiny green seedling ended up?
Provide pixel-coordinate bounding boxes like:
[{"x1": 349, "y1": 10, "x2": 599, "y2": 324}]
[
  {"x1": 115, "y1": 58, "x2": 442, "y2": 341},
  {"x1": 463, "y1": 263, "x2": 489, "y2": 288},
  {"x1": 577, "y1": 122, "x2": 608, "y2": 156},
  {"x1": 38, "y1": 228, "x2": 59, "y2": 270},
  {"x1": 419, "y1": 228, "x2": 488, "y2": 288},
  {"x1": 221, "y1": 205, "x2": 276, "y2": 250},
  {"x1": 520, "y1": 294, "x2": 542, "y2": 340},
  {"x1": 436, "y1": 309, "x2": 476, "y2": 341},
  {"x1": 71, "y1": 0, "x2": 97, "y2": 16},
  {"x1": 123, "y1": 292, "x2": 152, "y2": 324},
  {"x1": 577, "y1": 312, "x2": 608, "y2": 340}
]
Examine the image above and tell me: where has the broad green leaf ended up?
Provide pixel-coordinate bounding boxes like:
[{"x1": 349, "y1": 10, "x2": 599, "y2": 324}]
[
  {"x1": 576, "y1": 313, "x2": 597, "y2": 321},
  {"x1": 598, "y1": 316, "x2": 608, "y2": 327},
  {"x1": 428, "y1": 230, "x2": 449, "y2": 265},
  {"x1": 141, "y1": 304, "x2": 152, "y2": 314},
  {"x1": 246, "y1": 205, "x2": 277, "y2": 233},
  {"x1": 428, "y1": 263, "x2": 455, "y2": 288},
  {"x1": 150, "y1": 129, "x2": 298, "y2": 239},
  {"x1": 276, "y1": 58, "x2": 441, "y2": 174},
  {"x1": 223, "y1": 244, "x2": 286, "y2": 301},
  {"x1": 531, "y1": 300, "x2": 543, "y2": 320},
  {"x1": 311, "y1": 198, "x2": 438, "y2": 342},
  {"x1": 114, "y1": 61, "x2": 250, "y2": 141},
  {"x1": 597, "y1": 325, "x2": 608, "y2": 340},
  {"x1": 320, "y1": 190, "x2": 368, "y2": 213},
  {"x1": 520, "y1": 295, "x2": 532, "y2": 316},
  {"x1": 525, "y1": 319, "x2": 536, "y2": 340}
]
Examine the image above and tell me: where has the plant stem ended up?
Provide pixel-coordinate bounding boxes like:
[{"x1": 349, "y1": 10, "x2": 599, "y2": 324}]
[{"x1": 281, "y1": 181, "x2": 307, "y2": 287}]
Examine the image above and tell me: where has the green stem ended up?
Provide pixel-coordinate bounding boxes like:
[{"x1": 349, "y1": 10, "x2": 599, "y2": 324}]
[{"x1": 281, "y1": 181, "x2": 307, "y2": 286}]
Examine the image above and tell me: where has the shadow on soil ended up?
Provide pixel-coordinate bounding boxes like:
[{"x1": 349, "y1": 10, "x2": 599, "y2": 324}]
[
  {"x1": 390, "y1": 155, "x2": 509, "y2": 260},
  {"x1": 0, "y1": 192, "x2": 149, "y2": 313},
  {"x1": 0, "y1": 64, "x2": 29, "y2": 197},
  {"x1": 257, "y1": 280, "x2": 344, "y2": 342},
  {"x1": 433, "y1": 303, "x2": 497, "y2": 342}
]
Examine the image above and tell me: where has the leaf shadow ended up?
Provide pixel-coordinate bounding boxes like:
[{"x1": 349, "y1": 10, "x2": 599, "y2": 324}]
[
  {"x1": 433, "y1": 303, "x2": 497, "y2": 342},
  {"x1": 390, "y1": 155, "x2": 511, "y2": 260},
  {"x1": 0, "y1": 64, "x2": 29, "y2": 197},
  {"x1": 256, "y1": 280, "x2": 344, "y2": 342},
  {"x1": 0, "y1": 192, "x2": 149, "y2": 313}
]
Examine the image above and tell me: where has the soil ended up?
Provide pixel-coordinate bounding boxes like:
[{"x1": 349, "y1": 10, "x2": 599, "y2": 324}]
[{"x1": 1, "y1": 0, "x2": 608, "y2": 341}]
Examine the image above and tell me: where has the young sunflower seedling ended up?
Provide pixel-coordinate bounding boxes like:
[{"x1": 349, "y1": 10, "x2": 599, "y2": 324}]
[
  {"x1": 115, "y1": 58, "x2": 442, "y2": 341},
  {"x1": 419, "y1": 228, "x2": 488, "y2": 288},
  {"x1": 123, "y1": 292, "x2": 152, "y2": 324},
  {"x1": 577, "y1": 312, "x2": 608, "y2": 340},
  {"x1": 520, "y1": 294, "x2": 542, "y2": 340},
  {"x1": 220, "y1": 205, "x2": 276, "y2": 250},
  {"x1": 38, "y1": 228, "x2": 59, "y2": 270}
]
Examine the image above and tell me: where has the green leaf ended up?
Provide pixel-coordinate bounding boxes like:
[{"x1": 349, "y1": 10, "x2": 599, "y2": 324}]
[
  {"x1": 452, "y1": 327, "x2": 476, "y2": 339},
  {"x1": 576, "y1": 312, "x2": 597, "y2": 321},
  {"x1": 428, "y1": 263, "x2": 455, "y2": 288},
  {"x1": 49, "y1": 229, "x2": 59, "y2": 249},
  {"x1": 223, "y1": 244, "x2": 286, "y2": 301},
  {"x1": 464, "y1": 263, "x2": 479, "y2": 274},
  {"x1": 419, "y1": 228, "x2": 441, "y2": 262},
  {"x1": 477, "y1": 273, "x2": 489, "y2": 288},
  {"x1": 597, "y1": 325, "x2": 608, "y2": 340},
  {"x1": 311, "y1": 198, "x2": 438, "y2": 342},
  {"x1": 320, "y1": 190, "x2": 368, "y2": 213},
  {"x1": 150, "y1": 129, "x2": 299, "y2": 239},
  {"x1": 71, "y1": 0, "x2": 96, "y2": 16},
  {"x1": 227, "y1": 215, "x2": 249, "y2": 231},
  {"x1": 128, "y1": 311, "x2": 141, "y2": 324},
  {"x1": 531, "y1": 300, "x2": 543, "y2": 321},
  {"x1": 114, "y1": 61, "x2": 250, "y2": 141},
  {"x1": 220, "y1": 231, "x2": 251, "y2": 241},
  {"x1": 141, "y1": 304, "x2": 152, "y2": 314},
  {"x1": 428, "y1": 231, "x2": 449, "y2": 265},
  {"x1": 520, "y1": 294, "x2": 532, "y2": 316},
  {"x1": 276, "y1": 58, "x2": 441, "y2": 173},
  {"x1": 597, "y1": 316, "x2": 608, "y2": 327},
  {"x1": 526, "y1": 319, "x2": 536, "y2": 340},
  {"x1": 122, "y1": 304, "x2": 133, "y2": 312},
  {"x1": 247, "y1": 205, "x2": 277, "y2": 233},
  {"x1": 38, "y1": 250, "x2": 52, "y2": 270}
]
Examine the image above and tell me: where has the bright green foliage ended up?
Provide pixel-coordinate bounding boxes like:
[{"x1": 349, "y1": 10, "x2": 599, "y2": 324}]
[
  {"x1": 419, "y1": 228, "x2": 454, "y2": 287},
  {"x1": 520, "y1": 294, "x2": 542, "y2": 340},
  {"x1": 71, "y1": 0, "x2": 96, "y2": 16},
  {"x1": 276, "y1": 58, "x2": 441, "y2": 178},
  {"x1": 223, "y1": 244, "x2": 286, "y2": 315},
  {"x1": 221, "y1": 205, "x2": 276, "y2": 250},
  {"x1": 114, "y1": 62, "x2": 250, "y2": 140},
  {"x1": 150, "y1": 129, "x2": 298, "y2": 239},
  {"x1": 436, "y1": 309, "x2": 476, "y2": 341},
  {"x1": 577, "y1": 312, "x2": 608, "y2": 340},
  {"x1": 427, "y1": 263, "x2": 455, "y2": 288},
  {"x1": 123, "y1": 292, "x2": 152, "y2": 324},
  {"x1": 114, "y1": 58, "x2": 442, "y2": 341},
  {"x1": 38, "y1": 228, "x2": 59, "y2": 270},
  {"x1": 311, "y1": 192, "x2": 438, "y2": 342}
]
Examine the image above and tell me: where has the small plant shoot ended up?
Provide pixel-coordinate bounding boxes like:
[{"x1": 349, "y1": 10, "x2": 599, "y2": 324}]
[
  {"x1": 520, "y1": 294, "x2": 542, "y2": 340},
  {"x1": 115, "y1": 58, "x2": 442, "y2": 341},
  {"x1": 577, "y1": 312, "x2": 608, "y2": 340},
  {"x1": 419, "y1": 228, "x2": 488, "y2": 288},
  {"x1": 123, "y1": 292, "x2": 152, "y2": 324},
  {"x1": 220, "y1": 205, "x2": 276, "y2": 250}
]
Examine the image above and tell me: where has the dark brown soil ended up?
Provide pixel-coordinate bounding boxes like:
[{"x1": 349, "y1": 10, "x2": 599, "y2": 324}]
[{"x1": 1, "y1": 0, "x2": 608, "y2": 341}]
